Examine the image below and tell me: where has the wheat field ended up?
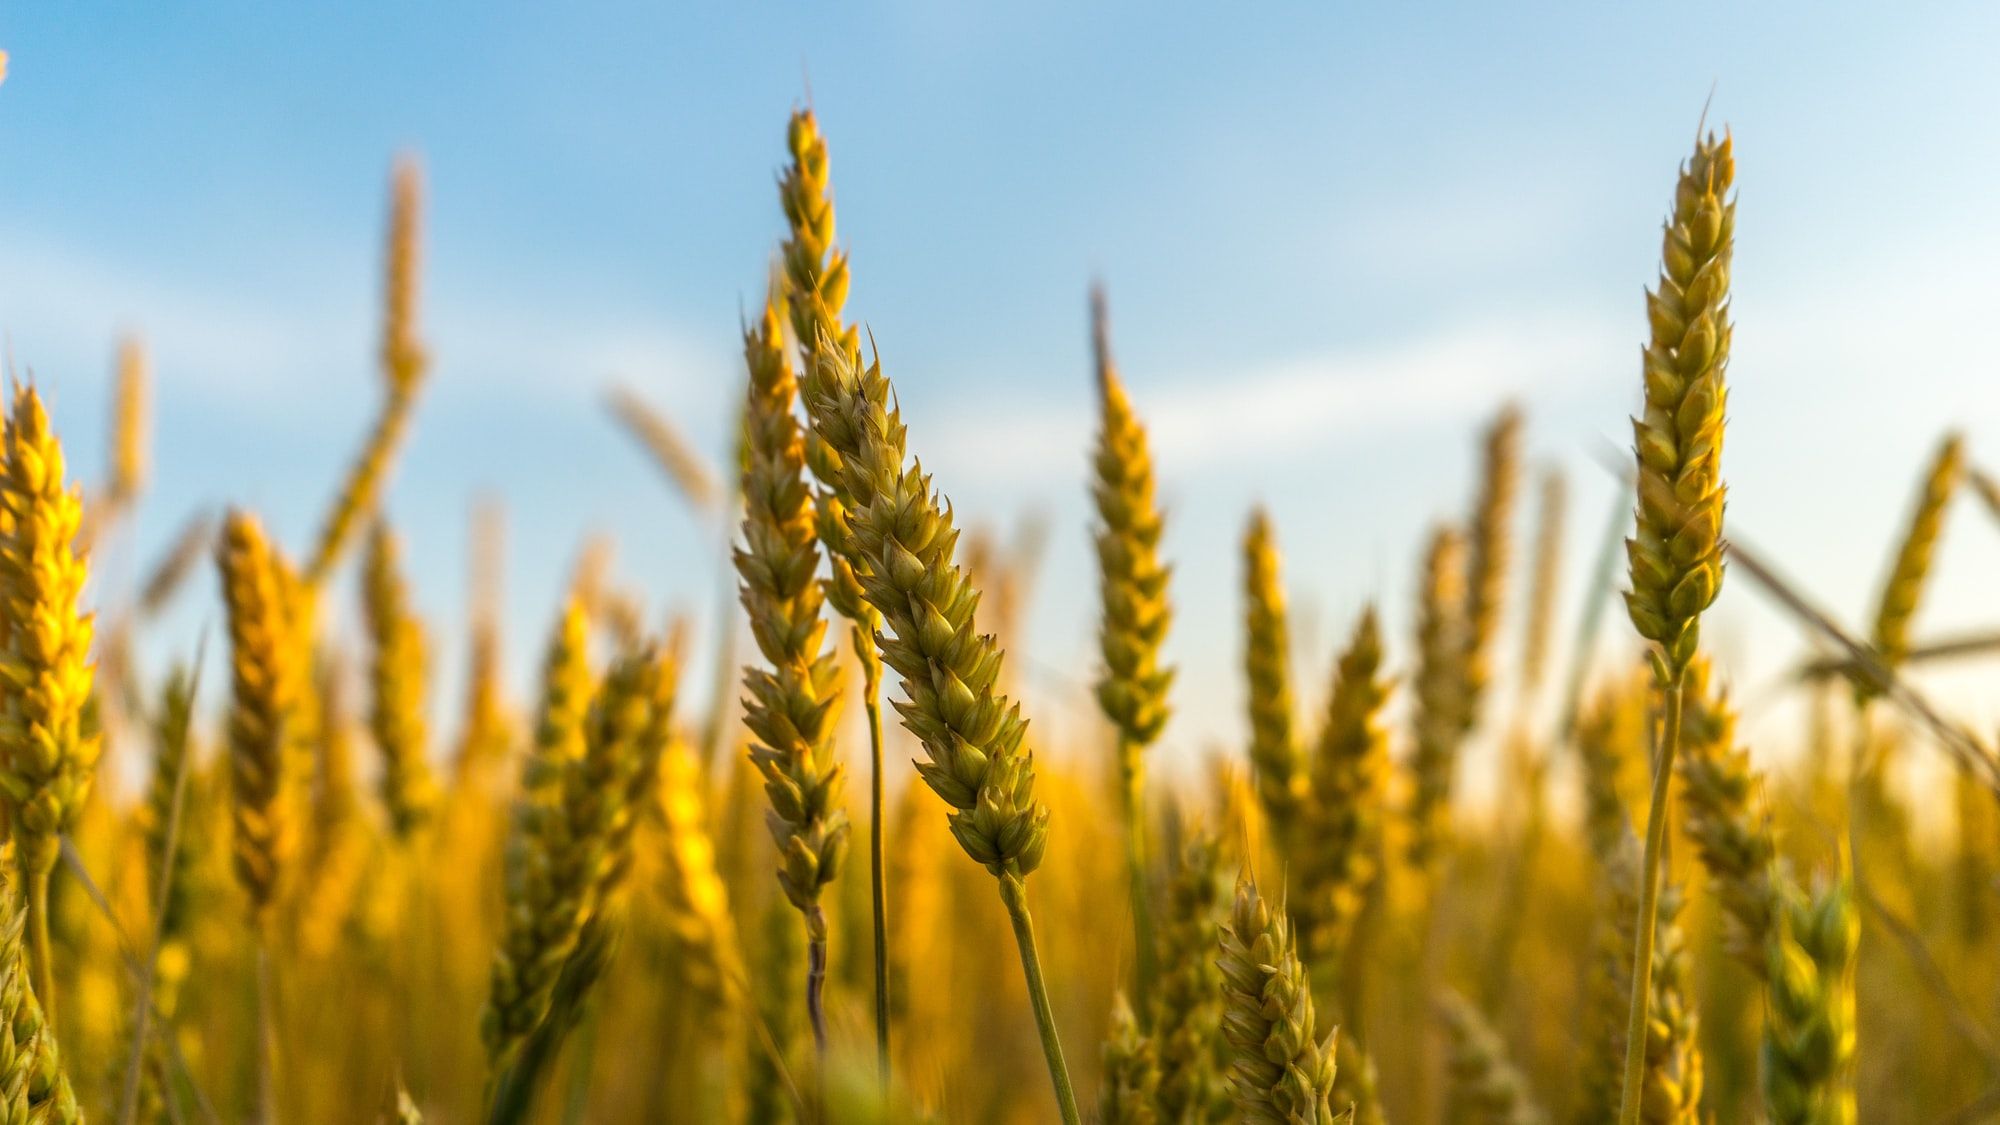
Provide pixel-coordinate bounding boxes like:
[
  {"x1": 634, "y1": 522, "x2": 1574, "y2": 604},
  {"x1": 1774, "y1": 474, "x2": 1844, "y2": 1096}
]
[{"x1": 0, "y1": 93, "x2": 1996, "y2": 1125}]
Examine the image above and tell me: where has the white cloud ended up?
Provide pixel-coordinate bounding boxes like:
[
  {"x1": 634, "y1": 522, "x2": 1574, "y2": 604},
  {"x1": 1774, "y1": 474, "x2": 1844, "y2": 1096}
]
[{"x1": 921, "y1": 308, "x2": 1626, "y2": 484}]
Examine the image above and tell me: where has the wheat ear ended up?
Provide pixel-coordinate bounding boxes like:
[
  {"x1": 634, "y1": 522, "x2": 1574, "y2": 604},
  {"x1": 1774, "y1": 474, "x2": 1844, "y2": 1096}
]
[
  {"x1": 1099, "y1": 991, "x2": 1161, "y2": 1125},
  {"x1": 797, "y1": 328, "x2": 1074, "y2": 1119},
  {"x1": 0, "y1": 896, "x2": 79, "y2": 1123},
  {"x1": 1407, "y1": 525, "x2": 1468, "y2": 876},
  {"x1": 1762, "y1": 875, "x2": 1858, "y2": 1125},
  {"x1": 362, "y1": 520, "x2": 440, "y2": 839},
  {"x1": 1460, "y1": 404, "x2": 1522, "y2": 733},
  {"x1": 1149, "y1": 830, "x2": 1230, "y2": 1124},
  {"x1": 1091, "y1": 284, "x2": 1174, "y2": 1008},
  {"x1": 736, "y1": 291, "x2": 849, "y2": 1054},
  {"x1": 777, "y1": 107, "x2": 893, "y2": 1084},
  {"x1": 0, "y1": 385, "x2": 98, "y2": 1023},
  {"x1": 1242, "y1": 510, "x2": 1305, "y2": 854},
  {"x1": 1217, "y1": 871, "x2": 1340, "y2": 1124},
  {"x1": 1300, "y1": 607, "x2": 1391, "y2": 975},
  {"x1": 1859, "y1": 432, "x2": 1962, "y2": 701},
  {"x1": 1435, "y1": 987, "x2": 1547, "y2": 1125},
  {"x1": 1618, "y1": 129, "x2": 1734, "y2": 1125},
  {"x1": 216, "y1": 511, "x2": 302, "y2": 927},
  {"x1": 1677, "y1": 658, "x2": 1778, "y2": 973},
  {"x1": 304, "y1": 159, "x2": 429, "y2": 585}
]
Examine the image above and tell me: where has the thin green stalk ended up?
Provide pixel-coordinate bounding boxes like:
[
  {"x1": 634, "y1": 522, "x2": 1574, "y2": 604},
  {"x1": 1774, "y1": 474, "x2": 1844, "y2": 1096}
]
[
  {"x1": 24, "y1": 867, "x2": 54, "y2": 1030},
  {"x1": 855, "y1": 625, "x2": 889, "y2": 1094},
  {"x1": 1617, "y1": 673, "x2": 1684, "y2": 1125},
  {"x1": 1119, "y1": 736, "x2": 1157, "y2": 1011},
  {"x1": 999, "y1": 874, "x2": 1081, "y2": 1125}
]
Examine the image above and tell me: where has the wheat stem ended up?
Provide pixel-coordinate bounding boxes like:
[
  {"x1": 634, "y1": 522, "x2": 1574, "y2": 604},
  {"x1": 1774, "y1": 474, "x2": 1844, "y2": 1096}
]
[
  {"x1": 1618, "y1": 673, "x2": 1683, "y2": 1125},
  {"x1": 855, "y1": 623, "x2": 890, "y2": 1093},
  {"x1": 23, "y1": 868, "x2": 52, "y2": 1031},
  {"x1": 999, "y1": 873, "x2": 1082, "y2": 1125}
]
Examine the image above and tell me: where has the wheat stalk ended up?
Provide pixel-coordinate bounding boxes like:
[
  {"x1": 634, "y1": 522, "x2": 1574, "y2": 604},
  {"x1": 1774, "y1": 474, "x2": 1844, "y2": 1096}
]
[
  {"x1": 1090, "y1": 284, "x2": 1174, "y2": 1007},
  {"x1": 1618, "y1": 128, "x2": 1734, "y2": 1125}
]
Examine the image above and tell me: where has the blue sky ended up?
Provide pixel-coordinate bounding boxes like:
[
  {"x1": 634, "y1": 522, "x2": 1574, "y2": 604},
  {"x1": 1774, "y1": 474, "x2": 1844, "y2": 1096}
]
[{"x1": 5, "y1": 3, "x2": 2000, "y2": 798}]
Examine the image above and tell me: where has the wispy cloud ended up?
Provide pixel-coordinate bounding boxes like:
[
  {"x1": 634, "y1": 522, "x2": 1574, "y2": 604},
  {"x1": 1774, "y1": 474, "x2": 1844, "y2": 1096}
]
[{"x1": 922, "y1": 308, "x2": 1625, "y2": 484}]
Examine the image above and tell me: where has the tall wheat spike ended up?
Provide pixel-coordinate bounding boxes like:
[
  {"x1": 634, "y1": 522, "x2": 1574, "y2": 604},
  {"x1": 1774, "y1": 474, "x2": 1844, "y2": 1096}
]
[
  {"x1": 1407, "y1": 525, "x2": 1468, "y2": 875},
  {"x1": 1300, "y1": 607, "x2": 1391, "y2": 973},
  {"x1": 362, "y1": 520, "x2": 440, "y2": 839},
  {"x1": 1089, "y1": 284, "x2": 1174, "y2": 1006},
  {"x1": 1242, "y1": 510, "x2": 1304, "y2": 853},
  {"x1": 107, "y1": 334, "x2": 149, "y2": 514},
  {"x1": 776, "y1": 106, "x2": 894, "y2": 1081},
  {"x1": 735, "y1": 291, "x2": 849, "y2": 1052},
  {"x1": 216, "y1": 511, "x2": 302, "y2": 926},
  {"x1": 0, "y1": 386, "x2": 98, "y2": 1021},
  {"x1": 1519, "y1": 469, "x2": 1566, "y2": 695},
  {"x1": 1859, "y1": 432, "x2": 1962, "y2": 701},
  {"x1": 0, "y1": 895, "x2": 80, "y2": 1123},
  {"x1": 1619, "y1": 129, "x2": 1734, "y2": 1125},
  {"x1": 797, "y1": 326, "x2": 1074, "y2": 1118},
  {"x1": 1460, "y1": 405, "x2": 1521, "y2": 733},
  {"x1": 305, "y1": 159, "x2": 429, "y2": 585}
]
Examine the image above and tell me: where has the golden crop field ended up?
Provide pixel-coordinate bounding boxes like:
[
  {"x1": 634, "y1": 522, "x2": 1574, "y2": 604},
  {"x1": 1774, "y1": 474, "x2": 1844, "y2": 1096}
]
[{"x1": 0, "y1": 94, "x2": 1995, "y2": 1125}]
